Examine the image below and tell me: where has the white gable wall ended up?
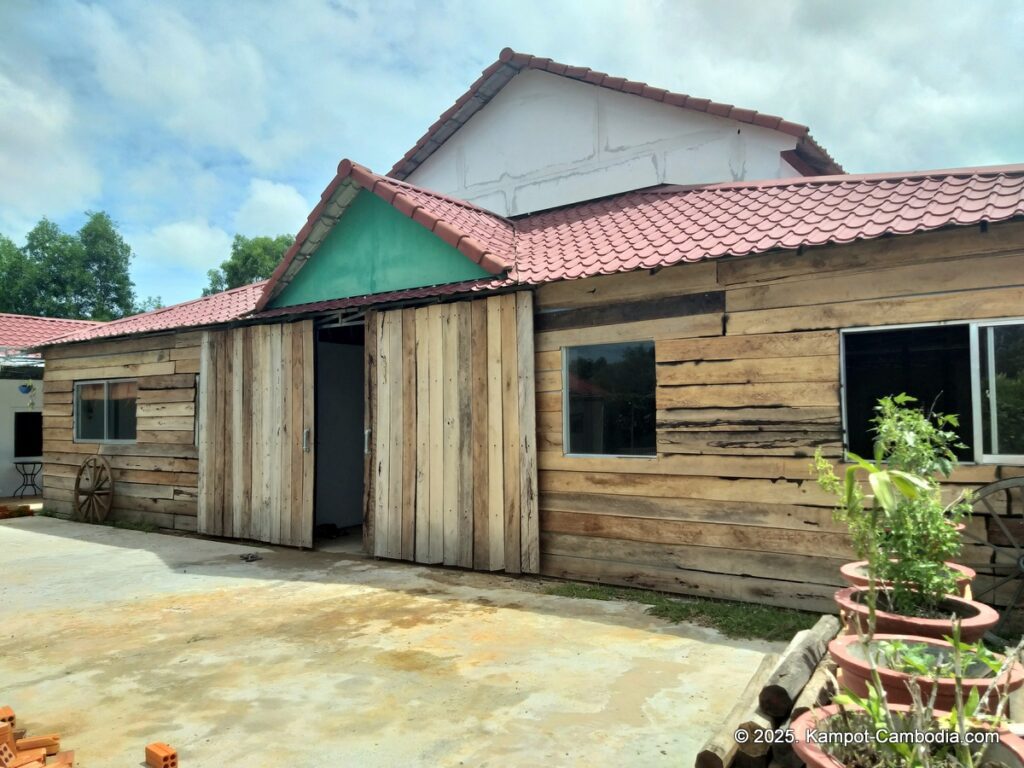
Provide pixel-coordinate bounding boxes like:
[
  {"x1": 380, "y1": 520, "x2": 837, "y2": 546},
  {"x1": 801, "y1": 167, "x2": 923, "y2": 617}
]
[{"x1": 406, "y1": 70, "x2": 802, "y2": 216}]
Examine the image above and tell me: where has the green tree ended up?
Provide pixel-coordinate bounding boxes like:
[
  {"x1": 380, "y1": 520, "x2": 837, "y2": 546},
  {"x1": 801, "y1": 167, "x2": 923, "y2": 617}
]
[
  {"x1": 0, "y1": 212, "x2": 140, "y2": 320},
  {"x1": 203, "y1": 234, "x2": 292, "y2": 296}
]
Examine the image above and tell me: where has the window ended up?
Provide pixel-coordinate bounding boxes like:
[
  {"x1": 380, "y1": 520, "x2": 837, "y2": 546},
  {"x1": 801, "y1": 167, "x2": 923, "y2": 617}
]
[
  {"x1": 14, "y1": 412, "x2": 42, "y2": 457},
  {"x1": 842, "y1": 320, "x2": 1024, "y2": 464},
  {"x1": 976, "y1": 322, "x2": 1024, "y2": 461},
  {"x1": 564, "y1": 341, "x2": 655, "y2": 456},
  {"x1": 843, "y1": 326, "x2": 973, "y2": 460},
  {"x1": 74, "y1": 379, "x2": 137, "y2": 442}
]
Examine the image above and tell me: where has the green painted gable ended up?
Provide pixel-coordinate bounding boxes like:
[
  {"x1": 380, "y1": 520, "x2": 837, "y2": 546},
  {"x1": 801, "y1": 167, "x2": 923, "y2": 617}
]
[{"x1": 269, "y1": 190, "x2": 492, "y2": 309}]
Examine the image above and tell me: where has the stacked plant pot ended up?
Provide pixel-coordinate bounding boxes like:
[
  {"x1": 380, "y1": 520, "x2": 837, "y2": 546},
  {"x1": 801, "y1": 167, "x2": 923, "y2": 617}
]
[{"x1": 794, "y1": 395, "x2": 1024, "y2": 767}]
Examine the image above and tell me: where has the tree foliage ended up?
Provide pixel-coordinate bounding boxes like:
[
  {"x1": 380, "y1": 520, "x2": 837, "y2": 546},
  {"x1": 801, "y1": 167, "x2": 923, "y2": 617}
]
[
  {"x1": 0, "y1": 212, "x2": 147, "y2": 320},
  {"x1": 203, "y1": 234, "x2": 292, "y2": 296}
]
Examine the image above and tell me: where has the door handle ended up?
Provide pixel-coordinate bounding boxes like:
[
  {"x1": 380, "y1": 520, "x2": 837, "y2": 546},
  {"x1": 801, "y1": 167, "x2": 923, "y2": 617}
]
[
  {"x1": 303, "y1": 428, "x2": 311, "y2": 453},
  {"x1": 364, "y1": 428, "x2": 371, "y2": 455}
]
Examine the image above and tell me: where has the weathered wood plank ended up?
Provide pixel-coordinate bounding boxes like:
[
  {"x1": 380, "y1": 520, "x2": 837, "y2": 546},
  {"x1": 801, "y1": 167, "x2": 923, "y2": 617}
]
[
  {"x1": 501, "y1": 293, "x2": 522, "y2": 574},
  {"x1": 44, "y1": 361, "x2": 177, "y2": 381},
  {"x1": 414, "y1": 307, "x2": 431, "y2": 563},
  {"x1": 516, "y1": 292, "x2": 540, "y2": 574},
  {"x1": 535, "y1": 260, "x2": 719, "y2": 309},
  {"x1": 658, "y1": 429, "x2": 843, "y2": 457},
  {"x1": 656, "y1": 330, "x2": 839, "y2": 363},
  {"x1": 486, "y1": 296, "x2": 505, "y2": 570},
  {"x1": 427, "y1": 305, "x2": 444, "y2": 564},
  {"x1": 470, "y1": 300, "x2": 491, "y2": 570},
  {"x1": 535, "y1": 291, "x2": 724, "y2": 332},
  {"x1": 657, "y1": 381, "x2": 839, "y2": 409},
  {"x1": 374, "y1": 312, "x2": 390, "y2": 557},
  {"x1": 456, "y1": 303, "x2": 474, "y2": 569},
  {"x1": 300, "y1": 320, "x2": 316, "y2": 548},
  {"x1": 197, "y1": 331, "x2": 216, "y2": 536},
  {"x1": 442, "y1": 306, "x2": 459, "y2": 566},
  {"x1": 657, "y1": 355, "x2": 838, "y2": 386},
  {"x1": 402, "y1": 308, "x2": 417, "y2": 562},
  {"x1": 535, "y1": 313, "x2": 722, "y2": 351},
  {"x1": 362, "y1": 312, "x2": 377, "y2": 555}
]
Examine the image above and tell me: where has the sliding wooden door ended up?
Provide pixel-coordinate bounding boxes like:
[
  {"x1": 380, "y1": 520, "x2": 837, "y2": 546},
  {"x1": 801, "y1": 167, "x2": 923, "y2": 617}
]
[
  {"x1": 197, "y1": 320, "x2": 315, "y2": 547},
  {"x1": 365, "y1": 292, "x2": 539, "y2": 573}
]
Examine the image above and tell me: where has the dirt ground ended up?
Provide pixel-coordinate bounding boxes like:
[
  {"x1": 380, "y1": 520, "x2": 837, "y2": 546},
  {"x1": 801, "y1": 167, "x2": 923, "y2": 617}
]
[{"x1": 0, "y1": 516, "x2": 777, "y2": 767}]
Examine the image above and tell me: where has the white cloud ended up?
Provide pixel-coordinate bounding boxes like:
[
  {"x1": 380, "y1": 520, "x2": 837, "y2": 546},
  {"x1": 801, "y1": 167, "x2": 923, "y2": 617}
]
[
  {"x1": 130, "y1": 219, "x2": 232, "y2": 273},
  {"x1": 0, "y1": 71, "x2": 101, "y2": 228},
  {"x1": 233, "y1": 180, "x2": 309, "y2": 238}
]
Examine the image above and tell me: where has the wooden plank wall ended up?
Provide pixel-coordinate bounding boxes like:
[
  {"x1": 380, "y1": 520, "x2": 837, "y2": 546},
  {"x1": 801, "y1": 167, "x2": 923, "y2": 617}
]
[
  {"x1": 368, "y1": 292, "x2": 540, "y2": 573},
  {"x1": 197, "y1": 320, "x2": 315, "y2": 548},
  {"x1": 41, "y1": 331, "x2": 203, "y2": 531},
  {"x1": 535, "y1": 220, "x2": 1024, "y2": 612}
]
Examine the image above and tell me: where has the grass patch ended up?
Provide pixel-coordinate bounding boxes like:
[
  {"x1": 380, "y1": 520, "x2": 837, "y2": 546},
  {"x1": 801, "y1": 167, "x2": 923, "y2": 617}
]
[{"x1": 544, "y1": 582, "x2": 820, "y2": 642}]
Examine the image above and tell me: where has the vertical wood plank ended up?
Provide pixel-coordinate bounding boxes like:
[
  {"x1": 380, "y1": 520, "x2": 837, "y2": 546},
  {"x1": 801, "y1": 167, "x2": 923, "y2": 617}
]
[
  {"x1": 401, "y1": 308, "x2": 417, "y2": 561},
  {"x1": 230, "y1": 329, "x2": 245, "y2": 539},
  {"x1": 456, "y1": 304, "x2": 474, "y2": 568},
  {"x1": 441, "y1": 306, "x2": 459, "y2": 566},
  {"x1": 374, "y1": 312, "x2": 390, "y2": 557},
  {"x1": 426, "y1": 305, "x2": 445, "y2": 564},
  {"x1": 516, "y1": 292, "x2": 540, "y2": 574},
  {"x1": 471, "y1": 300, "x2": 490, "y2": 570},
  {"x1": 250, "y1": 326, "x2": 265, "y2": 543},
  {"x1": 290, "y1": 323, "x2": 305, "y2": 548},
  {"x1": 279, "y1": 323, "x2": 294, "y2": 546},
  {"x1": 501, "y1": 293, "x2": 522, "y2": 574},
  {"x1": 197, "y1": 331, "x2": 216, "y2": 535},
  {"x1": 240, "y1": 327, "x2": 254, "y2": 540},
  {"x1": 414, "y1": 307, "x2": 431, "y2": 563},
  {"x1": 485, "y1": 296, "x2": 505, "y2": 570},
  {"x1": 267, "y1": 325, "x2": 283, "y2": 544},
  {"x1": 300, "y1": 320, "x2": 315, "y2": 548},
  {"x1": 212, "y1": 332, "x2": 227, "y2": 537},
  {"x1": 220, "y1": 330, "x2": 233, "y2": 537},
  {"x1": 387, "y1": 311, "x2": 404, "y2": 559},
  {"x1": 362, "y1": 311, "x2": 377, "y2": 555}
]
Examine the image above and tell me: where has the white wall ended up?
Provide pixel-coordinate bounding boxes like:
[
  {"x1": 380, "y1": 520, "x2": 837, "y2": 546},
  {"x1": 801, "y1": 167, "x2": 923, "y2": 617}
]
[
  {"x1": 0, "y1": 378, "x2": 41, "y2": 496},
  {"x1": 407, "y1": 70, "x2": 802, "y2": 216}
]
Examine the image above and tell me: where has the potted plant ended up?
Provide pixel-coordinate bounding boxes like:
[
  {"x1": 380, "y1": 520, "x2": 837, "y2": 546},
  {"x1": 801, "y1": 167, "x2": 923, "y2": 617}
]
[
  {"x1": 814, "y1": 394, "x2": 996, "y2": 640},
  {"x1": 793, "y1": 627, "x2": 1024, "y2": 767},
  {"x1": 829, "y1": 632, "x2": 1024, "y2": 711}
]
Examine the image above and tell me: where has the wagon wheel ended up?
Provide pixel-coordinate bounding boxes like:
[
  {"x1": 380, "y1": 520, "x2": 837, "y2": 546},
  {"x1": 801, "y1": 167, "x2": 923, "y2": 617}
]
[
  {"x1": 962, "y1": 477, "x2": 1024, "y2": 634},
  {"x1": 73, "y1": 456, "x2": 114, "y2": 523}
]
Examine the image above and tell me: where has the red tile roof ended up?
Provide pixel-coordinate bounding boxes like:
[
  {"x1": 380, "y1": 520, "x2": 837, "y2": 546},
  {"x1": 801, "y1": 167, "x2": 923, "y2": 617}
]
[
  {"x1": 256, "y1": 159, "x2": 515, "y2": 311},
  {"x1": 388, "y1": 47, "x2": 843, "y2": 181},
  {"x1": 40, "y1": 163, "x2": 1024, "y2": 347},
  {"x1": 0, "y1": 313, "x2": 102, "y2": 351},
  {"x1": 511, "y1": 165, "x2": 1024, "y2": 283},
  {"x1": 42, "y1": 281, "x2": 266, "y2": 346}
]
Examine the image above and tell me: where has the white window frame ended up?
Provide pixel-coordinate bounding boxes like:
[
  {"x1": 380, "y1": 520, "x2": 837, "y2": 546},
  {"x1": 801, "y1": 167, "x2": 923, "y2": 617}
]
[
  {"x1": 561, "y1": 341, "x2": 657, "y2": 459},
  {"x1": 840, "y1": 318, "x2": 1024, "y2": 466},
  {"x1": 73, "y1": 378, "x2": 138, "y2": 444}
]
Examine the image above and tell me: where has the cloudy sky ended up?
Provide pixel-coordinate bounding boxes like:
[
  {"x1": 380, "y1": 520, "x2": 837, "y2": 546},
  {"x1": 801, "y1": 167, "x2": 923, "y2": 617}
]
[{"x1": 1, "y1": 1, "x2": 1021, "y2": 307}]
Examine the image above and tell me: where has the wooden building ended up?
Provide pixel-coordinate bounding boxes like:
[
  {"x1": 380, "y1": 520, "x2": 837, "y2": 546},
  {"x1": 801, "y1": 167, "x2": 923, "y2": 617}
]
[{"x1": 36, "y1": 51, "x2": 1024, "y2": 614}]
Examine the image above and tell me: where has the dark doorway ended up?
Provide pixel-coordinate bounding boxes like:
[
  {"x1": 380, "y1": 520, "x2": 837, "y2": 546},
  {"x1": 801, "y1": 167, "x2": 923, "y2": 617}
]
[{"x1": 314, "y1": 323, "x2": 366, "y2": 552}]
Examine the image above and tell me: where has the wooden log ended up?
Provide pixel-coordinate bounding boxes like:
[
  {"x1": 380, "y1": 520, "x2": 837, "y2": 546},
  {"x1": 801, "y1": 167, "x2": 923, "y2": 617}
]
[
  {"x1": 758, "y1": 615, "x2": 841, "y2": 719},
  {"x1": 695, "y1": 652, "x2": 778, "y2": 768},
  {"x1": 772, "y1": 659, "x2": 836, "y2": 768}
]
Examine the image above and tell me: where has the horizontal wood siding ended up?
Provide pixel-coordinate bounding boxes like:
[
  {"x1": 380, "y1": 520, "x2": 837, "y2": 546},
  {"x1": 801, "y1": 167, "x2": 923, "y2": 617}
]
[
  {"x1": 41, "y1": 331, "x2": 202, "y2": 531},
  {"x1": 369, "y1": 293, "x2": 540, "y2": 573},
  {"x1": 534, "y1": 220, "x2": 1024, "y2": 612}
]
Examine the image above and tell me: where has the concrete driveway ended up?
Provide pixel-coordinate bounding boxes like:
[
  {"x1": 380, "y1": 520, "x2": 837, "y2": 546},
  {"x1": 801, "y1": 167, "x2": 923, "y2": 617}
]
[{"x1": 1, "y1": 517, "x2": 775, "y2": 767}]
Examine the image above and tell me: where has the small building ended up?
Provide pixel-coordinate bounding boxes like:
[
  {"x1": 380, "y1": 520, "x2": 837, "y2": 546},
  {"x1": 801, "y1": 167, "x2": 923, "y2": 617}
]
[
  {"x1": 36, "y1": 50, "x2": 1024, "y2": 613},
  {"x1": 0, "y1": 313, "x2": 102, "y2": 495}
]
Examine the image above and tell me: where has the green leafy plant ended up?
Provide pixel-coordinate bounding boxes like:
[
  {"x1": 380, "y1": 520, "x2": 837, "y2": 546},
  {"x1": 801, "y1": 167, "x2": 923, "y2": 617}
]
[
  {"x1": 814, "y1": 394, "x2": 973, "y2": 618},
  {"x1": 876, "y1": 637, "x2": 1003, "y2": 679},
  {"x1": 815, "y1": 623, "x2": 1024, "y2": 767}
]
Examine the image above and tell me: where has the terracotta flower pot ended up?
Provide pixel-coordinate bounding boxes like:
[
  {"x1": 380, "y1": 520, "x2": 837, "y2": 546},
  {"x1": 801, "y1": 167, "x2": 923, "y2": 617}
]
[
  {"x1": 839, "y1": 560, "x2": 976, "y2": 597},
  {"x1": 792, "y1": 703, "x2": 1024, "y2": 767},
  {"x1": 829, "y1": 633, "x2": 1024, "y2": 711},
  {"x1": 833, "y1": 586, "x2": 999, "y2": 642}
]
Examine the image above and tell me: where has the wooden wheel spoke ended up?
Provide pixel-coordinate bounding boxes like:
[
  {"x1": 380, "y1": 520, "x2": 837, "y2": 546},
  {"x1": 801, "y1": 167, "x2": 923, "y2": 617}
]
[
  {"x1": 972, "y1": 572, "x2": 1021, "y2": 599},
  {"x1": 73, "y1": 457, "x2": 115, "y2": 523}
]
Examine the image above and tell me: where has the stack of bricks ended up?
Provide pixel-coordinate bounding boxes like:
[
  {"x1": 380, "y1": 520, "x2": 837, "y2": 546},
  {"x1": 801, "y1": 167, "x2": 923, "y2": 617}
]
[{"x1": 0, "y1": 708, "x2": 74, "y2": 767}]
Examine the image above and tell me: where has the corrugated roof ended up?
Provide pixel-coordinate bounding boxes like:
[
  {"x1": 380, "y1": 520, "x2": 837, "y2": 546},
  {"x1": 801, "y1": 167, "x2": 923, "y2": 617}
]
[
  {"x1": 0, "y1": 313, "x2": 102, "y2": 351},
  {"x1": 42, "y1": 163, "x2": 1024, "y2": 347},
  {"x1": 388, "y1": 47, "x2": 843, "y2": 181},
  {"x1": 511, "y1": 165, "x2": 1024, "y2": 283},
  {"x1": 43, "y1": 281, "x2": 266, "y2": 346}
]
